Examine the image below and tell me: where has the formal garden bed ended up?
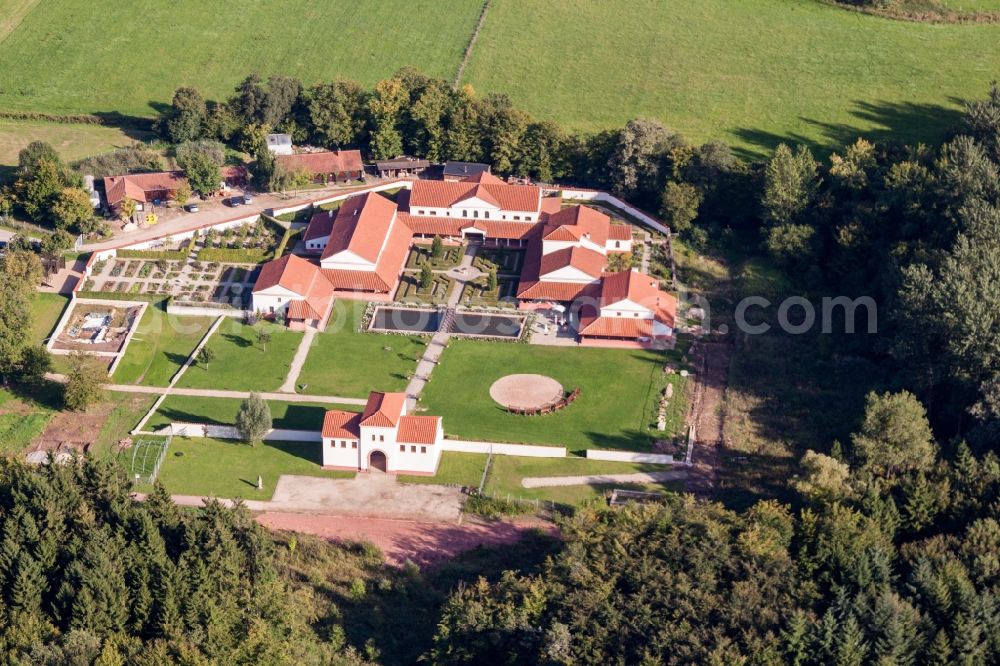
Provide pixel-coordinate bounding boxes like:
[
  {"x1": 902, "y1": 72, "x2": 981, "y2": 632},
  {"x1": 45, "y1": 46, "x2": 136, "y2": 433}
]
[
  {"x1": 394, "y1": 273, "x2": 454, "y2": 304},
  {"x1": 473, "y1": 247, "x2": 524, "y2": 275},
  {"x1": 405, "y1": 241, "x2": 465, "y2": 270},
  {"x1": 459, "y1": 274, "x2": 518, "y2": 307}
]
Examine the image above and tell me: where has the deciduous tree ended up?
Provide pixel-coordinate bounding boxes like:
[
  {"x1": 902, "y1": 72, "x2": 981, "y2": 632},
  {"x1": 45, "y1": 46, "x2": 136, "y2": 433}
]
[
  {"x1": 64, "y1": 351, "x2": 107, "y2": 411},
  {"x1": 236, "y1": 393, "x2": 271, "y2": 446}
]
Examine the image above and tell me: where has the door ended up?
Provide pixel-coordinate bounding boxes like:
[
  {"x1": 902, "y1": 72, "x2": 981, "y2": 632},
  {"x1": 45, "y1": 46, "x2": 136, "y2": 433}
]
[{"x1": 369, "y1": 450, "x2": 387, "y2": 473}]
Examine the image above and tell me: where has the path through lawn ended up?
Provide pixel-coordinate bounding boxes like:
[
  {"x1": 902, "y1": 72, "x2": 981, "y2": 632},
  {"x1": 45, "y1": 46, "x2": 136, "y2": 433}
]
[
  {"x1": 113, "y1": 309, "x2": 213, "y2": 386},
  {"x1": 175, "y1": 320, "x2": 302, "y2": 392}
]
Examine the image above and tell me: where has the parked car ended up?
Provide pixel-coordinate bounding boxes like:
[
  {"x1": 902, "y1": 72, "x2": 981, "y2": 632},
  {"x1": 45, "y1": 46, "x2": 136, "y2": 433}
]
[
  {"x1": 227, "y1": 197, "x2": 242, "y2": 207},
  {"x1": 186, "y1": 203, "x2": 199, "y2": 213},
  {"x1": 242, "y1": 192, "x2": 253, "y2": 205}
]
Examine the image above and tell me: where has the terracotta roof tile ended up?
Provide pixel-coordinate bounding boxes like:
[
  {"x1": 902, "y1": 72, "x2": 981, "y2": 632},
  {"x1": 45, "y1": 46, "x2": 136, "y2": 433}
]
[
  {"x1": 543, "y1": 205, "x2": 611, "y2": 247},
  {"x1": 322, "y1": 410, "x2": 361, "y2": 439},
  {"x1": 409, "y1": 180, "x2": 541, "y2": 213},
  {"x1": 103, "y1": 171, "x2": 187, "y2": 206},
  {"x1": 360, "y1": 392, "x2": 407, "y2": 428},
  {"x1": 539, "y1": 246, "x2": 607, "y2": 279},
  {"x1": 321, "y1": 192, "x2": 398, "y2": 264},
  {"x1": 397, "y1": 416, "x2": 440, "y2": 444},
  {"x1": 275, "y1": 150, "x2": 363, "y2": 176},
  {"x1": 516, "y1": 280, "x2": 595, "y2": 302},
  {"x1": 609, "y1": 224, "x2": 633, "y2": 240},
  {"x1": 303, "y1": 209, "x2": 336, "y2": 242}
]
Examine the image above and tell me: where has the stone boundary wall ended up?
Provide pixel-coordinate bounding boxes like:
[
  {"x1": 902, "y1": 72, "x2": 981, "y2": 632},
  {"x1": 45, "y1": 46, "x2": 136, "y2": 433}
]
[
  {"x1": 585, "y1": 449, "x2": 681, "y2": 465},
  {"x1": 441, "y1": 439, "x2": 566, "y2": 457},
  {"x1": 165, "y1": 423, "x2": 321, "y2": 442}
]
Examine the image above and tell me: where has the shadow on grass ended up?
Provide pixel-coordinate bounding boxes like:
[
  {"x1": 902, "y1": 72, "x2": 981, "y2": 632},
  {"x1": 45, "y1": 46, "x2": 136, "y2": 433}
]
[
  {"x1": 730, "y1": 98, "x2": 965, "y2": 160},
  {"x1": 222, "y1": 333, "x2": 253, "y2": 348}
]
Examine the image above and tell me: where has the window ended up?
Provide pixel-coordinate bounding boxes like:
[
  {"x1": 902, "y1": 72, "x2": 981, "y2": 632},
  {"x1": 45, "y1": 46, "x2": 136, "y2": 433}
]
[
  {"x1": 379, "y1": 435, "x2": 384, "y2": 442},
  {"x1": 420, "y1": 446, "x2": 427, "y2": 453},
  {"x1": 462, "y1": 210, "x2": 468, "y2": 218},
  {"x1": 634, "y1": 312, "x2": 640, "y2": 317},
  {"x1": 473, "y1": 210, "x2": 479, "y2": 219},
  {"x1": 431, "y1": 210, "x2": 437, "y2": 216},
  {"x1": 615, "y1": 241, "x2": 622, "y2": 248},
  {"x1": 484, "y1": 211, "x2": 490, "y2": 219},
  {"x1": 399, "y1": 445, "x2": 405, "y2": 452},
  {"x1": 277, "y1": 298, "x2": 282, "y2": 303},
  {"x1": 514, "y1": 215, "x2": 520, "y2": 221},
  {"x1": 410, "y1": 446, "x2": 417, "y2": 453},
  {"x1": 351, "y1": 442, "x2": 357, "y2": 449},
  {"x1": 371, "y1": 435, "x2": 375, "y2": 441}
]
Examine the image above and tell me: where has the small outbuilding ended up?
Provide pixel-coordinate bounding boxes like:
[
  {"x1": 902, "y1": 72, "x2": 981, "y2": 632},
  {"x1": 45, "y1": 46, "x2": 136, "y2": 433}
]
[
  {"x1": 442, "y1": 161, "x2": 491, "y2": 181},
  {"x1": 265, "y1": 134, "x2": 294, "y2": 156},
  {"x1": 374, "y1": 156, "x2": 430, "y2": 178}
]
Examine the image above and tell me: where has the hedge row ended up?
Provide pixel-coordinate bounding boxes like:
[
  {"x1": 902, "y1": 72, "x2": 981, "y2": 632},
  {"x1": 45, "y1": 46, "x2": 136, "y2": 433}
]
[
  {"x1": 74, "y1": 291, "x2": 170, "y2": 306},
  {"x1": 197, "y1": 247, "x2": 271, "y2": 264},
  {"x1": 272, "y1": 227, "x2": 301, "y2": 260},
  {"x1": 116, "y1": 236, "x2": 196, "y2": 261},
  {"x1": 0, "y1": 111, "x2": 155, "y2": 130}
]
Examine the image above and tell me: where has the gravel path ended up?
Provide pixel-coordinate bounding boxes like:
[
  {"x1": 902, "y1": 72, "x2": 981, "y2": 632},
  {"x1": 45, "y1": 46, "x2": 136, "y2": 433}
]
[{"x1": 521, "y1": 470, "x2": 687, "y2": 488}]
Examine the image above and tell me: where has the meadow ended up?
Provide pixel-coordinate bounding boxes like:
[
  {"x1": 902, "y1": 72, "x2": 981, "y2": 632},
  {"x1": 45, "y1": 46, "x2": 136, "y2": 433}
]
[
  {"x1": 0, "y1": 1, "x2": 995, "y2": 157},
  {"x1": 0, "y1": 0, "x2": 482, "y2": 118},
  {"x1": 0, "y1": 119, "x2": 150, "y2": 169}
]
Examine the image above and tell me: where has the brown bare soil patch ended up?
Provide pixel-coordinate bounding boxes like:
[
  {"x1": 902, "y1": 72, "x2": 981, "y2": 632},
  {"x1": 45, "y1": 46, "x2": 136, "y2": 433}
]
[{"x1": 32, "y1": 402, "x2": 113, "y2": 454}]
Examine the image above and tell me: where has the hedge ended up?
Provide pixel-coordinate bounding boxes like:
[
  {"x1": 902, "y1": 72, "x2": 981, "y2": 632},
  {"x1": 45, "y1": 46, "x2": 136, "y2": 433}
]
[
  {"x1": 74, "y1": 291, "x2": 170, "y2": 307},
  {"x1": 116, "y1": 236, "x2": 196, "y2": 261},
  {"x1": 272, "y1": 228, "x2": 301, "y2": 260},
  {"x1": 197, "y1": 247, "x2": 271, "y2": 264}
]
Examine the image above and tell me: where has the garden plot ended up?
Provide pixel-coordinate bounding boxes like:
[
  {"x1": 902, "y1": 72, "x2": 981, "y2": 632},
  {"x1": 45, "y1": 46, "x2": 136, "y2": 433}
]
[
  {"x1": 49, "y1": 301, "x2": 145, "y2": 356},
  {"x1": 406, "y1": 242, "x2": 466, "y2": 270},
  {"x1": 474, "y1": 247, "x2": 525, "y2": 275},
  {"x1": 394, "y1": 273, "x2": 454, "y2": 305},
  {"x1": 86, "y1": 254, "x2": 258, "y2": 308},
  {"x1": 197, "y1": 219, "x2": 284, "y2": 264}
]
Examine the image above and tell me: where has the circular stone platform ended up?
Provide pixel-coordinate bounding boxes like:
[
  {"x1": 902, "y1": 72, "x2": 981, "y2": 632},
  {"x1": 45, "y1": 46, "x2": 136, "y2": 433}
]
[{"x1": 489, "y1": 374, "x2": 564, "y2": 410}]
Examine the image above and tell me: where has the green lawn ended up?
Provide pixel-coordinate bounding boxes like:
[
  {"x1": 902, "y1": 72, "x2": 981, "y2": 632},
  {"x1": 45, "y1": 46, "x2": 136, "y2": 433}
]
[
  {"x1": 461, "y1": 0, "x2": 1000, "y2": 156},
  {"x1": 419, "y1": 340, "x2": 689, "y2": 451},
  {"x1": 145, "y1": 395, "x2": 356, "y2": 432},
  {"x1": 175, "y1": 321, "x2": 302, "y2": 392},
  {"x1": 30, "y1": 292, "x2": 69, "y2": 344},
  {"x1": 112, "y1": 310, "x2": 214, "y2": 386},
  {"x1": 150, "y1": 437, "x2": 353, "y2": 500},
  {"x1": 0, "y1": 387, "x2": 55, "y2": 454},
  {"x1": 485, "y1": 455, "x2": 682, "y2": 505},
  {"x1": 0, "y1": 119, "x2": 152, "y2": 169},
  {"x1": 398, "y1": 452, "x2": 487, "y2": 487},
  {"x1": 296, "y1": 302, "x2": 427, "y2": 398},
  {"x1": 0, "y1": 0, "x2": 481, "y2": 118},
  {"x1": 91, "y1": 394, "x2": 159, "y2": 459}
]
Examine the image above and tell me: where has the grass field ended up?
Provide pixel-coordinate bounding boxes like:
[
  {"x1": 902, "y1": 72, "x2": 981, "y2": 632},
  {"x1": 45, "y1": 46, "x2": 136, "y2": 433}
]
[
  {"x1": 419, "y1": 340, "x2": 687, "y2": 451},
  {"x1": 0, "y1": 119, "x2": 150, "y2": 168},
  {"x1": 151, "y1": 437, "x2": 353, "y2": 500},
  {"x1": 145, "y1": 395, "x2": 356, "y2": 432},
  {"x1": 0, "y1": 0, "x2": 481, "y2": 118},
  {"x1": 29, "y1": 292, "x2": 69, "y2": 344},
  {"x1": 0, "y1": 387, "x2": 54, "y2": 454},
  {"x1": 460, "y1": 0, "x2": 1000, "y2": 155},
  {"x1": 175, "y1": 320, "x2": 301, "y2": 392},
  {"x1": 485, "y1": 455, "x2": 682, "y2": 505},
  {"x1": 398, "y1": 452, "x2": 487, "y2": 487},
  {"x1": 296, "y1": 303, "x2": 427, "y2": 398},
  {"x1": 112, "y1": 310, "x2": 214, "y2": 386}
]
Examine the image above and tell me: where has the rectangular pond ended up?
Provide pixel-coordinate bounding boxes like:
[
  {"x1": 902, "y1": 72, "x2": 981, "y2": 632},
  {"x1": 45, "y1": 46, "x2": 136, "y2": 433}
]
[
  {"x1": 450, "y1": 312, "x2": 524, "y2": 339},
  {"x1": 370, "y1": 307, "x2": 442, "y2": 334}
]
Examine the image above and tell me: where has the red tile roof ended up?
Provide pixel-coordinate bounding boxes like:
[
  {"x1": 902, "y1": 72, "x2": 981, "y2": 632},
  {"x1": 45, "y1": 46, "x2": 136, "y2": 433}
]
[
  {"x1": 540, "y1": 196, "x2": 563, "y2": 215},
  {"x1": 322, "y1": 410, "x2": 361, "y2": 439},
  {"x1": 397, "y1": 212, "x2": 540, "y2": 241},
  {"x1": 103, "y1": 171, "x2": 187, "y2": 206},
  {"x1": 253, "y1": 254, "x2": 321, "y2": 294},
  {"x1": 275, "y1": 150, "x2": 363, "y2": 176},
  {"x1": 322, "y1": 192, "x2": 398, "y2": 264},
  {"x1": 409, "y1": 179, "x2": 541, "y2": 213},
  {"x1": 360, "y1": 392, "x2": 407, "y2": 427},
  {"x1": 253, "y1": 254, "x2": 335, "y2": 323},
  {"x1": 577, "y1": 316, "x2": 658, "y2": 339},
  {"x1": 539, "y1": 246, "x2": 607, "y2": 279},
  {"x1": 397, "y1": 415, "x2": 440, "y2": 444},
  {"x1": 609, "y1": 224, "x2": 633, "y2": 240},
  {"x1": 517, "y1": 280, "x2": 596, "y2": 302},
  {"x1": 543, "y1": 206, "x2": 611, "y2": 247},
  {"x1": 304, "y1": 209, "x2": 336, "y2": 242}
]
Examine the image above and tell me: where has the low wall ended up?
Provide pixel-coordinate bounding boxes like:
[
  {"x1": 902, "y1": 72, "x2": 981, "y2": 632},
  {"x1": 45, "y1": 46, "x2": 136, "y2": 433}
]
[
  {"x1": 441, "y1": 439, "x2": 566, "y2": 458},
  {"x1": 269, "y1": 180, "x2": 412, "y2": 218},
  {"x1": 585, "y1": 449, "x2": 678, "y2": 465},
  {"x1": 45, "y1": 297, "x2": 148, "y2": 377},
  {"x1": 166, "y1": 303, "x2": 245, "y2": 318},
  {"x1": 165, "y1": 423, "x2": 322, "y2": 442},
  {"x1": 118, "y1": 214, "x2": 257, "y2": 250},
  {"x1": 559, "y1": 189, "x2": 670, "y2": 235}
]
